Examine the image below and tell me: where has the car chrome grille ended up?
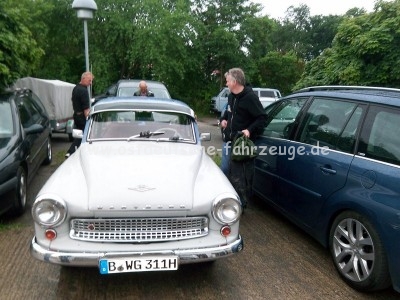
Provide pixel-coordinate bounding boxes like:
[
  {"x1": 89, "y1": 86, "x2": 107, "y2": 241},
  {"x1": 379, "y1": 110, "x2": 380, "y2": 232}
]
[{"x1": 70, "y1": 217, "x2": 209, "y2": 243}]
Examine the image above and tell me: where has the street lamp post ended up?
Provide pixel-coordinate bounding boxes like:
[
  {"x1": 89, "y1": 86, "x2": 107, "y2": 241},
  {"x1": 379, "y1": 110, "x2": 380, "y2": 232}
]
[{"x1": 72, "y1": 0, "x2": 97, "y2": 100}]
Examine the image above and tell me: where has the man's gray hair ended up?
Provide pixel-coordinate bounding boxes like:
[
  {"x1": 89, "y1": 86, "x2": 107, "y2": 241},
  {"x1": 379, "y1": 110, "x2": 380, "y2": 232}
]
[
  {"x1": 227, "y1": 68, "x2": 245, "y2": 86},
  {"x1": 81, "y1": 71, "x2": 94, "y2": 80}
]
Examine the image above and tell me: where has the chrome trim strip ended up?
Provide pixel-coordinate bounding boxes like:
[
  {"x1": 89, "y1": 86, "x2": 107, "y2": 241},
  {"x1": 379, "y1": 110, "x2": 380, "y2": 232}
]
[
  {"x1": 30, "y1": 236, "x2": 244, "y2": 267},
  {"x1": 69, "y1": 217, "x2": 209, "y2": 242}
]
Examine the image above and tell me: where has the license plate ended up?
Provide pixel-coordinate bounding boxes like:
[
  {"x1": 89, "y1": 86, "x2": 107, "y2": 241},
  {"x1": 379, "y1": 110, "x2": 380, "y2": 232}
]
[{"x1": 99, "y1": 256, "x2": 178, "y2": 274}]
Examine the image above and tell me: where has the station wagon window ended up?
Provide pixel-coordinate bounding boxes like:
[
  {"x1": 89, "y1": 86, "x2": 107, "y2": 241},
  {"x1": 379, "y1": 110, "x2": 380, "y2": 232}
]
[
  {"x1": 298, "y1": 98, "x2": 360, "y2": 153},
  {"x1": 0, "y1": 101, "x2": 14, "y2": 137},
  {"x1": 17, "y1": 96, "x2": 42, "y2": 128},
  {"x1": 358, "y1": 106, "x2": 400, "y2": 166},
  {"x1": 30, "y1": 92, "x2": 47, "y2": 117},
  {"x1": 261, "y1": 98, "x2": 307, "y2": 138}
]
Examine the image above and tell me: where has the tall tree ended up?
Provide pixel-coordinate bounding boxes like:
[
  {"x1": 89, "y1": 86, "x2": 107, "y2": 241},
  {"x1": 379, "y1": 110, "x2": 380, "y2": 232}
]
[
  {"x1": 258, "y1": 51, "x2": 304, "y2": 95},
  {"x1": 33, "y1": 0, "x2": 82, "y2": 83},
  {"x1": 0, "y1": 0, "x2": 45, "y2": 87},
  {"x1": 191, "y1": 0, "x2": 262, "y2": 93},
  {"x1": 296, "y1": 0, "x2": 400, "y2": 88}
]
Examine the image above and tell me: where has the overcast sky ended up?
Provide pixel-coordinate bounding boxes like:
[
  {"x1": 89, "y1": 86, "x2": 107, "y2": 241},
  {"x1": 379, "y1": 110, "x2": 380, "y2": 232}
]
[{"x1": 253, "y1": 0, "x2": 379, "y2": 19}]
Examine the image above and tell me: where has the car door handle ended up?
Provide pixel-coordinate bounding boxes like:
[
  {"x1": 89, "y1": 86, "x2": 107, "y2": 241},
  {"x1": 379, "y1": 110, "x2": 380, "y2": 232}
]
[{"x1": 320, "y1": 166, "x2": 337, "y2": 175}]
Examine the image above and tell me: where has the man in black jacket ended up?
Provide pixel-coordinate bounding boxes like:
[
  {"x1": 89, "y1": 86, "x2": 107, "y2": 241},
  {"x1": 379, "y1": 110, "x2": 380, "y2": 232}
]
[
  {"x1": 65, "y1": 71, "x2": 94, "y2": 158},
  {"x1": 219, "y1": 68, "x2": 266, "y2": 208}
]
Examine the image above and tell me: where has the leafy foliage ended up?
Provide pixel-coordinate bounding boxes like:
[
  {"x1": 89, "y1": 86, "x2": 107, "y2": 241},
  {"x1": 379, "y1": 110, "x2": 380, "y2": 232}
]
[
  {"x1": 0, "y1": 0, "x2": 45, "y2": 87},
  {"x1": 3, "y1": 0, "x2": 400, "y2": 112},
  {"x1": 297, "y1": 0, "x2": 400, "y2": 88}
]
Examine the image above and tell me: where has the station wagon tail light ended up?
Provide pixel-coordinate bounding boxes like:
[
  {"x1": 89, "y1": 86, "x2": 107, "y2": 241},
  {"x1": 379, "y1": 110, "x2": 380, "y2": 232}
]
[
  {"x1": 32, "y1": 194, "x2": 67, "y2": 227},
  {"x1": 212, "y1": 194, "x2": 242, "y2": 225}
]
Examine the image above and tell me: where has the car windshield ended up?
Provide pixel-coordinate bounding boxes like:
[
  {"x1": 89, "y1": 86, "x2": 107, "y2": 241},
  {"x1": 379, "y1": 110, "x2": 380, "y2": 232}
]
[
  {"x1": 88, "y1": 110, "x2": 195, "y2": 143},
  {"x1": 0, "y1": 100, "x2": 14, "y2": 138},
  {"x1": 118, "y1": 87, "x2": 170, "y2": 98}
]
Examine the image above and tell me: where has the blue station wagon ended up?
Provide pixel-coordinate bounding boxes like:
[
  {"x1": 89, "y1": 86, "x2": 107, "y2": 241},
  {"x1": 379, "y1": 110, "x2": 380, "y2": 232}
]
[{"x1": 253, "y1": 86, "x2": 400, "y2": 293}]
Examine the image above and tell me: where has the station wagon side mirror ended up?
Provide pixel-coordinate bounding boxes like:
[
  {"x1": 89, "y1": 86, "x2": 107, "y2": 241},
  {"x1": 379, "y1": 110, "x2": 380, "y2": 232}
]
[{"x1": 25, "y1": 124, "x2": 44, "y2": 135}]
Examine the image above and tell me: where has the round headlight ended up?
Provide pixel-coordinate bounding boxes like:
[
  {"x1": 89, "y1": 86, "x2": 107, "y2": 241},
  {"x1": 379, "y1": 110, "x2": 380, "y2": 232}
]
[
  {"x1": 212, "y1": 193, "x2": 242, "y2": 225},
  {"x1": 32, "y1": 194, "x2": 67, "y2": 227}
]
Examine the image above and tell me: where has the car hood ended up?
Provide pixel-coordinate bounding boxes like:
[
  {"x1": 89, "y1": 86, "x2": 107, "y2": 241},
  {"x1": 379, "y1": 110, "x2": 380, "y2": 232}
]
[{"x1": 80, "y1": 142, "x2": 203, "y2": 211}]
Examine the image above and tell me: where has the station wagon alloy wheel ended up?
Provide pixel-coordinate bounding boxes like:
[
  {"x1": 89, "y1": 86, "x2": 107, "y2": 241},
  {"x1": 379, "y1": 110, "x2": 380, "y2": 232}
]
[{"x1": 329, "y1": 211, "x2": 390, "y2": 292}]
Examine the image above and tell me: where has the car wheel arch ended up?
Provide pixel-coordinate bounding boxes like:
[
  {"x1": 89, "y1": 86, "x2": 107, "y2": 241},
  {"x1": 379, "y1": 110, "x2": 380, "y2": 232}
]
[{"x1": 319, "y1": 193, "x2": 384, "y2": 246}]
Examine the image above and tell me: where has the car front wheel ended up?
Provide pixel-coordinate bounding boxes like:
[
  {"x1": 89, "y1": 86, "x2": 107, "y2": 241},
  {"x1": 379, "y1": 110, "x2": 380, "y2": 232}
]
[
  {"x1": 11, "y1": 166, "x2": 27, "y2": 216},
  {"x1": 43, "y1": 138, "x2": 52, "y2": 165},
  {"x1": 329, "y1": 211, "x2": 391, "y2": 292}
]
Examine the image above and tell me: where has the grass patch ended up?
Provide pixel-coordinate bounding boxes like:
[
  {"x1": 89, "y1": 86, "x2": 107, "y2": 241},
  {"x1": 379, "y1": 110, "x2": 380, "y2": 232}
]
[
  {"x1": 54, "y1": 150, "x2": 66, "y2": 165},
  {"x1": 0, "y1": 221, "x2": 23, "y2": 232},
  {"x1": 210, "y1": 153, "x2": 222, "y2": 167}
]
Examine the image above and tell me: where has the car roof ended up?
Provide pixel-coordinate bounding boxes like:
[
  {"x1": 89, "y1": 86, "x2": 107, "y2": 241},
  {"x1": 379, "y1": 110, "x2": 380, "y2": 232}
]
[
  {"x1": 288, "y1": 85, "x2": 400, "y2": 107},
  {"x1": 252, "y1": 87, "x2": 280, "y2": 92},
  {"x1": 0, "y1": 88, "x2": 31, "y2": 101},
  {"x1": 0, "y1": 89, "x2": 13, "y2": 100},
  {"x1": 91, "y1": 97, "x2": 195, "y2": 118}
]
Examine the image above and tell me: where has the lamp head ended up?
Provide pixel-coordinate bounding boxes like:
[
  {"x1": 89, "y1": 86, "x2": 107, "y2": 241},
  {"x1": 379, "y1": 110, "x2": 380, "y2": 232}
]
[{"x1": 72, "y1": 0, "x2": 97, "y2": 19}]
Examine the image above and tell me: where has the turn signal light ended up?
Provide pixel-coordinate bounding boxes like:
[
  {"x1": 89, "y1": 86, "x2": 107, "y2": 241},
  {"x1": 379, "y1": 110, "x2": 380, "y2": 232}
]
[
  {"x1": 220, "y1": 225, "x2": 231, "y2": 237},
  {"x1": 45, "y1": 229, "x2": 57, "y2": 240}
]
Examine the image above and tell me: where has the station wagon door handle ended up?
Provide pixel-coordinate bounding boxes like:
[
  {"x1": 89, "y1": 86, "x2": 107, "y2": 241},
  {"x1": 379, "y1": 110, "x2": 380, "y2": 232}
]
[{"x1": 320, "y1": 166, "x2": 337, "y2": 175}]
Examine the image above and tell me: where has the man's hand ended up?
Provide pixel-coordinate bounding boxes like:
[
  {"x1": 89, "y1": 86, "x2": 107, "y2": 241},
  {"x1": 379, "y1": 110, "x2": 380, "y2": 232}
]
[
  {"x1": 84, "y1": 108, "x2": 90, "y2": 118},
  {"x1": 220, "y1": 119, "x2": 227, "y2": 128},
  {"x1": 242, "y1": 129, "x2": 250, "y2": 138}
]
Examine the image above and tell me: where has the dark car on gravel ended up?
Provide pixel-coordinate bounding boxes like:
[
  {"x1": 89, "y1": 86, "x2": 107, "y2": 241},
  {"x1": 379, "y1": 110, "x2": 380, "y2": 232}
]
[
  {"x1": 253, "y1": 86, "x2": 400, "y2": 293},
  {"x1": 0, "y1": 88, "x2": 52, "y2": 217}
]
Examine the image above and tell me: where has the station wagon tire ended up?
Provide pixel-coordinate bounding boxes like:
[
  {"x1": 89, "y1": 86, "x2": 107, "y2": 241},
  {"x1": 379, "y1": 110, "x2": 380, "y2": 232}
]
[
  {"x1": 11, "y1": 166, "x2": 27, "y2": 216},
  {"x1": 43, "y1": 138, "x2": 52, "y2": 165},
  {"x1": 329, "y1": 211, "x2": 391, "y2": 292}
]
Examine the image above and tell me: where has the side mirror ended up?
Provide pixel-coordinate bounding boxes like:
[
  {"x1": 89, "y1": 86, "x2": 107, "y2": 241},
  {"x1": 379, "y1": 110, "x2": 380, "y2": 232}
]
[
  {"x1": 25, "y1": 124, "x2": 44, "y2": 135},
  {"x1": 200, "y1": 132, "x2": 211, "y2": 141},
  {"x1": 72, "y1": 129, "x2": 83, "y2": 139}
]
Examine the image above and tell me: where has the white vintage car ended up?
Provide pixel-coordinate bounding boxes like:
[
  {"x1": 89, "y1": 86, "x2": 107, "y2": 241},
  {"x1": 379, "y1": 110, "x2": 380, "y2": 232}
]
[{"x1": 30, "y1": 97, "x2": 243, "y2": 274}]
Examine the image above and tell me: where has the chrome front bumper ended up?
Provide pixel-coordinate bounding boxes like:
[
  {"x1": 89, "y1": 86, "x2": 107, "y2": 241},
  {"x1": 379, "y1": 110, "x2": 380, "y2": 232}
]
[{"x1": 30, "y1": 236, "x2": 243, "y2": 267}]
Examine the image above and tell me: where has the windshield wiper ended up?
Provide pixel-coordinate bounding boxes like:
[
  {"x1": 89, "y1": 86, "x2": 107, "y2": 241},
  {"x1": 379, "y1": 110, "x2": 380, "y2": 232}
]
[
  {"x1": 127, "y1": 131, "x2": 165, "y2": 141},
  {"x1": 154, "y1": 136, "x2": 192, "y2": 142}
]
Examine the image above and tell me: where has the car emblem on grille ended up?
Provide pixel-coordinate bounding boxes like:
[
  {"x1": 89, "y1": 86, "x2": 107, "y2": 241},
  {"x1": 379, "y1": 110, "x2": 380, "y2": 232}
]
[{"x1": 128, "y1": 185, "x2": 156, "y2": 192}]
